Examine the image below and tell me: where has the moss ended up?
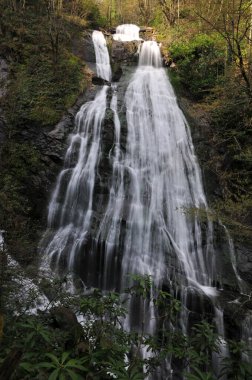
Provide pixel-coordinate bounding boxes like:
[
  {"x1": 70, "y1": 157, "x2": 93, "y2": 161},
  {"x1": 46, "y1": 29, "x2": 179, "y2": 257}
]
[
  {"x1": 4, "y1": 53, "x2": 86, "y2": 128},
  {"x1": 1, "y1": 2, "x2": 88, "y2": 129},
  {"x1": 0, "y1": 142, "x2": 44, "y2": 260}
]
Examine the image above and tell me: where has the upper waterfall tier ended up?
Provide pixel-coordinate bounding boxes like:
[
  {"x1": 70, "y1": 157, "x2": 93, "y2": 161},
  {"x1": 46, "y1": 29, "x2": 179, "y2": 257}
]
[
  {"x1": 139, "y1": 41, "x2": 162, "y2": 67},
  {"x1": 92, "y1": 30, "x2": 112, "y2": 82},
  {"x1": 113, "y1": 24, "x2": 141, "y2": 41}
]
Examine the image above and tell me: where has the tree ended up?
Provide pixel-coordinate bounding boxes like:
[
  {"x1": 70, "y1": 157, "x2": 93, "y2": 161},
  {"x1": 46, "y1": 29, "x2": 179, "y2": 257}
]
[
  {"x1": 158, "y1": 0, "x2": 180, "y2": 26},
  {"x1": 194, "y1": 0, "x2": 252, "y2": 94}
]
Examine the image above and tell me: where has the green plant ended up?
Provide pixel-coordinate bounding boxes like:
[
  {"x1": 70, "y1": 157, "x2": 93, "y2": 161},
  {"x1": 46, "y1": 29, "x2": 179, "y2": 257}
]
[
  {"x1": 37, "y1": 352, "x2": 87, "y2": 380},
  {"x1": 220, "y1": 340, "x2": 252, "y2": 380},
  {"x1": 169, "y1": 33, "x2": 225, "y2": 98},
  {"x1": 18, "y1": 319, "x2": 51, "y2": 348},
  {"x1": 186, "y1": 368, "x2": 216, "y2": 380}
]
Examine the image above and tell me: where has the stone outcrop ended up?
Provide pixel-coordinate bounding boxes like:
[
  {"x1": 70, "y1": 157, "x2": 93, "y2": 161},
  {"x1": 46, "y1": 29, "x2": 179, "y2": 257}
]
[
  {"x1": 237, "y1": 243, "x2": 252, "y2": 283},
  {"x1": 111, "y1": 40, "x2": 141, "y2": 63}
]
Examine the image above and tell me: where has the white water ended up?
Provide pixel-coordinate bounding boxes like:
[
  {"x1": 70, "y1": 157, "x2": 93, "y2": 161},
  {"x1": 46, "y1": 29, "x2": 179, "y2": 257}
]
[
  {"x1": 0, "y1": 231, "x2": 49, "y2": 315},
  {"x1": 113, "y1": 24, "x2": 141, "y2": 41},
  {"x1": 41, "y1": 34, "x2": 110, "y2": 272},
  {"x1": 92, "y1": 30, "x2": 112, "y2": 81},
  {"x1": 121, "y1": 40, "x2": 215, "y2": 292}
]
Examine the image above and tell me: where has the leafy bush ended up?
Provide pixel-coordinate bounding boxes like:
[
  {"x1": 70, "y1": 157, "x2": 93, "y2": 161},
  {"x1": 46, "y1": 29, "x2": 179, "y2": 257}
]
[
  {"x1": 1, "y1": 274, "x2": 252, "y2": 379},
  {"x1": 169, "y1": 33, "x2": 225, "y2": 98}
]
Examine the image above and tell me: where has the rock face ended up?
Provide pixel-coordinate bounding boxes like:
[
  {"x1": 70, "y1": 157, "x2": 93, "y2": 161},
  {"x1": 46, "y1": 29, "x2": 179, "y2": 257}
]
[
  {"x1": 111, "y1": 40, "x2": 141, "y2": 63},
  {"x1": 50, "y1": 306, "x2": 83, "y2": 348},
  {"x1": 18, "y1": 86, "x2": 98, "y2": 224},
  {"x1": 237, "y1": 243, "x2": 252, "y2": 283},
  {"x1": 73, "y1": 31, "x2": 96, "y2": 73}
]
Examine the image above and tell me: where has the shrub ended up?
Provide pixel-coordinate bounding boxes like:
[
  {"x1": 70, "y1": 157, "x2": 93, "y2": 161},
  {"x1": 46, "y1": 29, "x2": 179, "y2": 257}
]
[{"x1": 169, "y1": 33, "x2": 225, "y2": 98}]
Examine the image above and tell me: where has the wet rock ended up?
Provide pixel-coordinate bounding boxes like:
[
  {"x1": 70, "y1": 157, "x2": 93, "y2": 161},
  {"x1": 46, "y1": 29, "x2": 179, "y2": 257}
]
[
  {"x1": 50, "y1": 306, "x2": 83, "y2": 347},
  {"x1": 92, "y1": 76, "x2": 110, "y2": 86},
  {"x1": 236, "y1": 243, "x2": 252, "y2": 283},
  {"x1": 111, "y1": 40, "x2": 141, "y2": 63},
  {"x1": 112, "y1": 64, "x2": 123, "y2": 82},
  {"x1": 73, "y1": 32, "x2": 96, "y2": 63},
  {"x1": 51, "y1": 306, "x2": 78, "y2": 328}
]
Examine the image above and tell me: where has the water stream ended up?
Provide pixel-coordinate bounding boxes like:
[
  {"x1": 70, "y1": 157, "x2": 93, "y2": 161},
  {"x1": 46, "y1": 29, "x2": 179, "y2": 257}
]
[{"x1": 40, "y1": 26, "x2": 244, "y2": 378}]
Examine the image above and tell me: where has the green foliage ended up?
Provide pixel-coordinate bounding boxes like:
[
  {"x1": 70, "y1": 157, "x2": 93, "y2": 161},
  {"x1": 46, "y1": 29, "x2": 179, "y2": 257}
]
[
  {"x1": 202, "y1": 77, "x2": 252, "y2": 239},
  {"x1": 1, "y1": 274, "x2": 252, "y2": 379},
  {"x1": 127, "y1": 274, "x2": 153, "y2": 298},
  {"x1": 169, "y1": 33, "x2": 225, "y2": 98},
  {"x1": 220, "y1": 340, "x2": 252, "y2": 380},
  {"x1": 37, "y1": 352, "x2": 88, "y2": 380},
  {"x1": 0, "y1": 141, "x2": 42, "y2": 259},
  {"x1": 0, "y1": 142, "x2": 41, "y2": 222},
  {"x1": 186, "y1": 368, "x2": 216, "y2": 380},
  {"x1": 0, "y1": 0, "x2": 87, "y2": 128},
  {"x1": 4, "y1": 53, "x2": 85, "y2": 128}
]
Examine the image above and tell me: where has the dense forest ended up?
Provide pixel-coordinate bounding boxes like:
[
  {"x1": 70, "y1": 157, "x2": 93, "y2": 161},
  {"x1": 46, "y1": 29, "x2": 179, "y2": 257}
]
[{"x1": 0, "y1": 0, "x2": 252, "y2": 379}]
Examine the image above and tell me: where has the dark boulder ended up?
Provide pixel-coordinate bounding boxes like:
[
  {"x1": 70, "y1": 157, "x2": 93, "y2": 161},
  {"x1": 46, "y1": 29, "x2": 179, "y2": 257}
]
[
  {"x1": 50, "y1": 306, "x2": 83, "y2": 347},
  {"x1": 111, "y1": 40, "x2": 141, "y2": 63}
]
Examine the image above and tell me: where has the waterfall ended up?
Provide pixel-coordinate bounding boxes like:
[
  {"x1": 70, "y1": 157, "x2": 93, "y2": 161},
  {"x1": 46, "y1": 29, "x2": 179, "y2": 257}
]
[
  {"x1": 40, "y1": 32, "x2": 110, "y2": 273},
  {"x1": 40, "y1": 27, "x2": 244, "y2": 378},
  {"x1": 120, "y1": 40, "x2": 215, "y2": 294},
  {"x1": 92, "y1": 30, "x2": 112, "y2": 81},
  {"x1": 113, "y1": 24, "x2": 141, "y2": 41},
  {"x1": 41, "y1": 30, "x2": 218, "y2": 309}
]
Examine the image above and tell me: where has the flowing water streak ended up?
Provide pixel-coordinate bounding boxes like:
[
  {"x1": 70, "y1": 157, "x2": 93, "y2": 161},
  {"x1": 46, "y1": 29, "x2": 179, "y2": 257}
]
[
  {"x1": 220, "y1": 222, "x2": 246, "y2": 293},
  {"x1": 95, "y1": 41, "x2": 217, "y2": 343},
  {"x1": 41, "y1": 32, "x2": 110, "y2": 272},
  {"x1": 123, "y1": 41, "x2": 215, "y2": 292},
  {"x1": 92, "y1": 30, "x2": 112, "y2": 81},
  {"x1": 113, "y1": 24, "x2": 141, "y2": 41}
]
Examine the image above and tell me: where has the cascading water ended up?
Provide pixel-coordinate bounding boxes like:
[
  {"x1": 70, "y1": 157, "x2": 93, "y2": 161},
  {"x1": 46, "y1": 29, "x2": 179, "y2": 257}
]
[
  {"x1": 40, "y1": 31, "x2": 111, "y2": 272},
  {"x1": 113, "y1": 24, "x2": 141, "y2": 41},
  {"x1": 92, "y1": 30, "x2": 112, "y2": 81},
  {"x1": 40, "y1": 27, "x2": 243, "y2": 378}
]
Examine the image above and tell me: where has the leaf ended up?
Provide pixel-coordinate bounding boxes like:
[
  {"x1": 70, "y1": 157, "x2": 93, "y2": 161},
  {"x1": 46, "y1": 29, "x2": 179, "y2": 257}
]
[
  {"x1": 25, "y1": 331, "x2": 35, "y2": 344},
  {"x1": 66, "y1": 361, "x2": 87, "y2": 371},
  {"x1": 37, "y1": 362, "x2": 56, "y2": 369},
  {"x1": 49, "y1": 368, "x2": 60, "y2": 380},
  {"x1": 19, "y1": 362, "x2": 34, "y2": 372},
  {"x1": 66, "y1": 369, "x2": 82, "y2": 380},
  {"x1": 61, "y1": 352, "x2": 70, "y2": 364},
  {"x1": 46, "y1": 353, "x2": 60, "y2": 366},
  {"x1": 40, "y1": 330, "x2": 51, "y2": 343}
]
